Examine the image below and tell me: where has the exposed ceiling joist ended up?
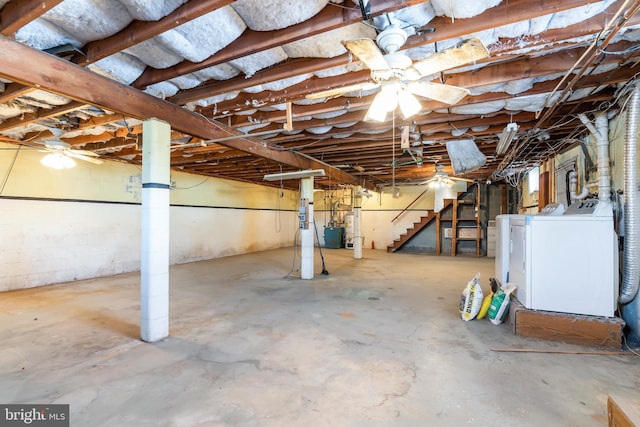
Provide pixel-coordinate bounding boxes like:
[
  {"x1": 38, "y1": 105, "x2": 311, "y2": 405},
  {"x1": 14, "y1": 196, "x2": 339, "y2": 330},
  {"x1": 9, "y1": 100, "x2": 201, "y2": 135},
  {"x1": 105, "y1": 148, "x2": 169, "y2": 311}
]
[
  {"x1": 172, "y1": 0, "x2": 599, "y2": 108},
  {"x1": 132, "y1": 0, "x2": 428, "y2": 88},
  {"x1": 0, "y1": 35, "x2": 366, "y2": 189},
  {"x1": 72, "y1": 0, "x2": 236, "y2": 66},
  {"x1": 0, "y1": 0, "x2": 63, "y2": 36},
  {"x1": 0, "y1": 101, "x2": 85, "y2": 132},
  {"x1": 0, "y1": 82, "x2": 34, "y2": 103}
]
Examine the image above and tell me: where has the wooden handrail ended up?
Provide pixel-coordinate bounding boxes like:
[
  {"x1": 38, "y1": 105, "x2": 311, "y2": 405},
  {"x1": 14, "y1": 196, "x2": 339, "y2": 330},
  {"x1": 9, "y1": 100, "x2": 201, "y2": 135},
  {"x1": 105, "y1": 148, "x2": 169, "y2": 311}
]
[{"x1": 391, "y1": 187, "x2": 430, "y2": 222}]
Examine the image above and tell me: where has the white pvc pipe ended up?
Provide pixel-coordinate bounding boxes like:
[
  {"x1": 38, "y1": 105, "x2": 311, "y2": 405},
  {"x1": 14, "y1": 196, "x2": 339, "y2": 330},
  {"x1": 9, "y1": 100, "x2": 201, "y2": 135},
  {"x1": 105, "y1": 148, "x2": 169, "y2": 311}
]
[
  {"x1": 577, "y1": 113, "x2": 611, "y2": 202},
  {"x1": 569, "y1": 171, "x2": 589, "y2": 201}
]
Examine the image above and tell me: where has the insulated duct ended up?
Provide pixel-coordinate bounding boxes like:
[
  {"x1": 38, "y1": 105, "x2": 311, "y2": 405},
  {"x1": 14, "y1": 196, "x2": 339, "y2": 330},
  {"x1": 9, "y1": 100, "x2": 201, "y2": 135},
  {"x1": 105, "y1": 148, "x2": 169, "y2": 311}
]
[
  {"x1": 620, "y1": 85, "x2": 640, "y2": 305},
  {"x1": 595, "y1": 114, "x2": 611, "y2": 202},
  {"x1": 575, "y1": 113, "x2": 611, "y2": 202}
]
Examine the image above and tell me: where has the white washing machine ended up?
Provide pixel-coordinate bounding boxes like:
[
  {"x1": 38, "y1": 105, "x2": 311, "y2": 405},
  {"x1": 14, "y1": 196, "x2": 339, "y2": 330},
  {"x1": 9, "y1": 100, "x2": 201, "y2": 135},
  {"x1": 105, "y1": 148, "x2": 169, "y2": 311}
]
[{"x1": 507, "y1": 200, "x2": 618, "y2": 317}]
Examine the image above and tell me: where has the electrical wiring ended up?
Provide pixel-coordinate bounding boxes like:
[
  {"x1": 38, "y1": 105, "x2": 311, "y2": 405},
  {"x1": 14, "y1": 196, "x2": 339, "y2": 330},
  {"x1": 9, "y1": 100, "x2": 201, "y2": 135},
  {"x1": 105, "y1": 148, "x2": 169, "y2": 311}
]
[
  {"x1": 0, "y1": 145, "x2": 21, "y2": 195},
  {"x1": 283, "y1": 227, "x2": 302, "y2": 279},
  {"x1": 171, "y1": 178, "x2": 209, "y2": 190},
  {"x1": 621, "y1": 332, "x2": 640, "y2": 357}
]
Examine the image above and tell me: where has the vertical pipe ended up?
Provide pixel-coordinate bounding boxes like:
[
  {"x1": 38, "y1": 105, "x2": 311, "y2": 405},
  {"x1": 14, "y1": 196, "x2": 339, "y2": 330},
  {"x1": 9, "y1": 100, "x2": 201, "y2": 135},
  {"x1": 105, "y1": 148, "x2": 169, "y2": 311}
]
[
  {"x1": 300, "y1": 177, "x2": 314, "y2": 279},
  {"x1": 140, "y1": 118, "x2": 171, "y2": 342},
  {"x1": 595, "y1": 113, "x2": 611, "y2": 202},
  {"x1": 621, "y1": 86, "x2": 640, "y2": 309},
  {"x1": 354, "y1": 186, "x2": 363, "y2": 259}
]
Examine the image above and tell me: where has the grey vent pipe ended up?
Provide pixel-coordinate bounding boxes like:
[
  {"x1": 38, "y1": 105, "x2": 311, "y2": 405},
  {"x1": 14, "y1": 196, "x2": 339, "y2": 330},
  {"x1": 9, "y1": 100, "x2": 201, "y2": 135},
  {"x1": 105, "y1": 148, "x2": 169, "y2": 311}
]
[{"x1": 620, "y1": 85, "x2": 640, "y2": 305}]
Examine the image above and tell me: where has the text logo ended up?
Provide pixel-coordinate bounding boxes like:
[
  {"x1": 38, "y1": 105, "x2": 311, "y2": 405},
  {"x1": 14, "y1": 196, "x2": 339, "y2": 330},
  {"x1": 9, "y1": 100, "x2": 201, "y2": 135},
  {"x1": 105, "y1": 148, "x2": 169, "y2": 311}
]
[{"x1": 0, "y1": 405, "x2": 69, "y2": 426}]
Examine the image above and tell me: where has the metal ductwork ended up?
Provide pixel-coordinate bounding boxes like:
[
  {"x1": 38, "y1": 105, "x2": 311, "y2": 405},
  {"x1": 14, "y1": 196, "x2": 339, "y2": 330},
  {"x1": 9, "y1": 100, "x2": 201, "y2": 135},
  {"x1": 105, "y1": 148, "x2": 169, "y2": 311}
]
[{"x1": 620, "y1": 85, "x2": 640, "y2": 305}]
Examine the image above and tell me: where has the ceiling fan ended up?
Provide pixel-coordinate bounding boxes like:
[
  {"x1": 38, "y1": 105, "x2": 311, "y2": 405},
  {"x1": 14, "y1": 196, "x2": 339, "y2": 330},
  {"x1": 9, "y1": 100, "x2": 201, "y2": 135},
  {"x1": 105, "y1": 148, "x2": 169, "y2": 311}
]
[
  {"x1": 39, "y1": 128, "x2": 103, "y2": 169},
  {"x1": 306, "y1": 25, "x2": 489, "y2": 121},
  {"x1": 422, "y1": 164, "x2": 474, "y2": 187}
]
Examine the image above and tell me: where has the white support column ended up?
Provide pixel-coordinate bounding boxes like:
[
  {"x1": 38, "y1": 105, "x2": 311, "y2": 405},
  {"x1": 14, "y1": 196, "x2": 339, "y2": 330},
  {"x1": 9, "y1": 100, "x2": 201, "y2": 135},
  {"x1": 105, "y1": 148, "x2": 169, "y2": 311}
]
[
  {"x1": 354, "y1": 186, "x2": 363, "y2": 259},
  {"x1": 140, "y1": 118, "x2": 171, "y2": 342},
  {"x1": 300, "y1": 177, "x2": 314, "y2": 279}
]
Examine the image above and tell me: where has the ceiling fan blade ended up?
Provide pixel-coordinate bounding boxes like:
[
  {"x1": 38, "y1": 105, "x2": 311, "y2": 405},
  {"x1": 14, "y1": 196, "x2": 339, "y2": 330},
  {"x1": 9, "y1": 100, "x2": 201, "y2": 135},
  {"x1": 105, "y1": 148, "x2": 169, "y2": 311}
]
[
  {"x1": 342, "y1": 38, "x2": 390, "y2": 71},
  {"x1": 68, "y1": 149, "x2": 100, "y2": 157},
  {"x1": 306, "y1": 82, "x2": 379, "y2": 100},
  {"x1": 410, "y1": 37, "x2": 489, "y2": 78},
  {"x1": 66, "y1": 152, "x2": 103, "y2": 164},
  {"x1": 407, "y1": 81, "x2": 470, "y2": 105},
  {"x1": 451, "y1": 176, "x2": 475, "y2": 183}
]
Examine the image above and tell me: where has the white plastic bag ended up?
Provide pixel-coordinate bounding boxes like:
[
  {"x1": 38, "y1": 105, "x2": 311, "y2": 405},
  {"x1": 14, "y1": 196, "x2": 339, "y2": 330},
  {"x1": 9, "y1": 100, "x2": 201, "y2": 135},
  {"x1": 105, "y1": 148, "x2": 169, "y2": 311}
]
[{"x1": 459, "y1": 273, "x2": 483, "y2": 321}]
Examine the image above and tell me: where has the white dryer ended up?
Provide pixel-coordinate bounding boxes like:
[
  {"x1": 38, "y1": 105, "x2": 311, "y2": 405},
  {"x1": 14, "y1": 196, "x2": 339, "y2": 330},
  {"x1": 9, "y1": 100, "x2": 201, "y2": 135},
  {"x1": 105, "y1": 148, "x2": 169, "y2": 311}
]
[{"x1": 507, "y1": 200, "x2": 618, "y2": 317}]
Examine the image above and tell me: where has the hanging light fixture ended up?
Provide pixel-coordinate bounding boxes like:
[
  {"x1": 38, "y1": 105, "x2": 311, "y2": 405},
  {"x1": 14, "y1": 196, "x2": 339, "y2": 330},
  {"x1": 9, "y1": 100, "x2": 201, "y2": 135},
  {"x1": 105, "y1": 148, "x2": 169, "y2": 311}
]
[
  {"x1": 365, "y1": 80, "x2": 422, "y2": 122},
  {"x1": 397, "y1": 88, "x2": 422, "y2": 119},
  {"x1": 496, "y1": 122, "x2": 519, "y2": 155},
  {"x1": 40, "y1": 152, "x2": 76, "y2": 169}
]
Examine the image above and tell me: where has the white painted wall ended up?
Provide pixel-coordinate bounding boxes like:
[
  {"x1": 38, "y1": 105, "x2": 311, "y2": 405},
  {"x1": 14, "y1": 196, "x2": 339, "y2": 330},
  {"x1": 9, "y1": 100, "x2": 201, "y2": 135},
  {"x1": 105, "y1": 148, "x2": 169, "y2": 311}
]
[
  {"x1": 170, "y1": 206, "x2": 296, "y2": 263},
  {"x1": 0, "y1": 199, "x2": 141, "y2": 290},
  {"x1": 0, "y1": 144, "x2": 299, "y2": 291},
  {"x1": 0, "y1": 199, "x2": 296, "y2": 291}
]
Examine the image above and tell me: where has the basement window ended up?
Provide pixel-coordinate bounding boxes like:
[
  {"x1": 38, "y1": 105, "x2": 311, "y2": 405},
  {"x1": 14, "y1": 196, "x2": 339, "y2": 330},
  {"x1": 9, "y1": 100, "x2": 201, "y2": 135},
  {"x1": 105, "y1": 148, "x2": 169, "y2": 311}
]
[{"x1": 528, "y1": 166, "x2": 540, "y2": 194}]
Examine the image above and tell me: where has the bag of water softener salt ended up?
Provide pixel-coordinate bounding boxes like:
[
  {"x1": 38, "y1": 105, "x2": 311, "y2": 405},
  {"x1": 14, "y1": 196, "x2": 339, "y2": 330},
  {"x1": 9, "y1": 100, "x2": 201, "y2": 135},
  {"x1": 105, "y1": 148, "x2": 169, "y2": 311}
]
[
  {"x1": 487, "y1": 283, "x2": 517, "y2": 325},
  {"x1": 459, "y1": 273, "x2": 483, "y2": 321}
]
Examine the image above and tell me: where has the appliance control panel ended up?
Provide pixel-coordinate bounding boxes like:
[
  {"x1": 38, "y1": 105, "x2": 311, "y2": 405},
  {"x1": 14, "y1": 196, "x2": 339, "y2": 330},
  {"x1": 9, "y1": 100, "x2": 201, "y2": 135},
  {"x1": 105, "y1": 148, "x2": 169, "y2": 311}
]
[
  {"x1": 565, "y1": 199, "x2": 601, "y2": 215},
  {"x1": 539, "y1": 202, "x2": 566, "y2": 216}
]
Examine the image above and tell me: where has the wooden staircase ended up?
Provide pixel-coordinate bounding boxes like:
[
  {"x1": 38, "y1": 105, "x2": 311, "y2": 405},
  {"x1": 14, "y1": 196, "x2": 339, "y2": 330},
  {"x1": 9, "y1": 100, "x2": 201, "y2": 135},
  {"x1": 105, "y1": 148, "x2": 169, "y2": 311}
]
[
  {"x1": 387, "y1": 198, "x2": 456, "y2": 253},
  {"x1": 387, "y1": 184, "x2": 481, "y2": 255},
  {"x1": 387, "y1": 210, "x2": 438, "y2": 253}
]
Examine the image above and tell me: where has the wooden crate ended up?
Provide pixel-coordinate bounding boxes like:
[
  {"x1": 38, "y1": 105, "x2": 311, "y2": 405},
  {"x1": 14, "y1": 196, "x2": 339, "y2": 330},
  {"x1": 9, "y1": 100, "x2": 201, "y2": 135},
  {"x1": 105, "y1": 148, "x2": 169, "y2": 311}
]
[
  {"x1": 508, "y1": 300, "x2": 624, "y2": 350},
  {"x1": 609, "y1": 395, "x2": 640, "y2": 427}
]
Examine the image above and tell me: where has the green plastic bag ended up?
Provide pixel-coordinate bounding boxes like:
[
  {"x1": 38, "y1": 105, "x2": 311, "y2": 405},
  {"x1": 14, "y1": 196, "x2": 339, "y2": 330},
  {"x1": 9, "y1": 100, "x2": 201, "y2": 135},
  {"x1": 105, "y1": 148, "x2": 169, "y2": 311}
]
[{"x1": 488, "y1": 284, "x2": 516, "y2": 325}]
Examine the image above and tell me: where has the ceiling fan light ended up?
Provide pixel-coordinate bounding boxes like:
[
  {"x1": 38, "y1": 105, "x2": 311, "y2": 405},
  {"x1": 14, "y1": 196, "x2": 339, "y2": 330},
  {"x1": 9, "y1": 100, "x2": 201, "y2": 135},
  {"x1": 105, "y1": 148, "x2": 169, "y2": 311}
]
[
  {"x1": 397, "y1": 89, "x2": 422, "y2": 119},
  {"x1": 41, "y1": 152, "x2": 76, "y2": 169},
  {"x1": 365, "y1": 88, "x2": 396, "y2": 122}
]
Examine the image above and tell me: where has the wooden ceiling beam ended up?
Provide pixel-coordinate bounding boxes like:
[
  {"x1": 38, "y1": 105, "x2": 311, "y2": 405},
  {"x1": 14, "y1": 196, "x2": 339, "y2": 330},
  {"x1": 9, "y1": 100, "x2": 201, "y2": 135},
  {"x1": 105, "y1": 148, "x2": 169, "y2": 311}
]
[
  {"x1": 0, "y1": 83, "x2": 35, "y2": 103},
  {"x1": 202, "y1": 70, "x2": 373, "y2": 116},
  {"x1": 171, "y1": 56, "x2": 349, "y2": 106},
  {"x1": 133, "y1": 0, "x2": 428, "y2": 89},
  {"x1": 206, "y1": 41, "x2": 638, "y2": 118},
  {"x1": 0, "y1": 36, "x2": 364, "y2": 188},
  {"x1": 76, "y1": 113, "x2": 129, "y2": 130},
  {"x1": 199, "y1": 51, "x2": 582, "y2": 116},
  {"x1": 0, "y1": 101, "x2": 85, "y2": 132},
  {"x1": 73, "y1": 0, "x2": 235, "y2": 66},
  {"x1": 231, "y1": 58, "x2": 637, "y2": 128},
  {"x1": 0, "y1": 0, "x2": 63, "y2": 36},
  {"x1": 183, "y1": 0, "x2": 598, "y2": 110}
]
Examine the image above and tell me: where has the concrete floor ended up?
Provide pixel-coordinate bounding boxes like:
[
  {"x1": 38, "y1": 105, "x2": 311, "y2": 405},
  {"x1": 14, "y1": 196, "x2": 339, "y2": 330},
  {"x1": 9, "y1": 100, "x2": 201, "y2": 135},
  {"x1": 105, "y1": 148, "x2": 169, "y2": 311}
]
[{"x1": 1, "y1": 248, "x2": 638, "y2": 426}]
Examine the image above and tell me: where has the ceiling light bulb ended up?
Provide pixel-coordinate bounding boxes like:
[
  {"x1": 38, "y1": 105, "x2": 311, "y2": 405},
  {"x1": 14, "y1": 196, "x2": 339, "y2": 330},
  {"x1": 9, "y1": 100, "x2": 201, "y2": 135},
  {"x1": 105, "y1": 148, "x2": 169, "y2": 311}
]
[
  {"x1": 365, "y1": 82, "x2": 401, "y2": 122},
  {"x1": 397, "y1": 89, "x2": 422, "y2": 119},
  {"x1": 40, "y1": 152, "x2": 76, "y2": 169},
  {"x1": 377, "y1": 83, "x2": 400, "y2": 109}
]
